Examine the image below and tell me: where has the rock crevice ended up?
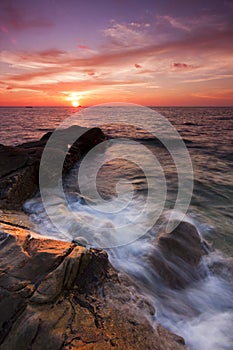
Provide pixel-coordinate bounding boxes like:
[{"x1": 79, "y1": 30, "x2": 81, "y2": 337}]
[
  {"x1": 0, "y1": 222, "x2": 188, "y2": 350},
  {"x1": 0, "y1": 128, "x2": 188, "y2": 349}
]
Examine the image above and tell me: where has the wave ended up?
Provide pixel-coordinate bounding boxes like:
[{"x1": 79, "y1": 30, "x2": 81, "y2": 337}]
[{"x1": 24, "y1": 191, "x2": 233, "y2": 350}]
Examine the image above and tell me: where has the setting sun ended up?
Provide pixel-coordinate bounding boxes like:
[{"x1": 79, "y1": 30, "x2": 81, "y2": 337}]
[{"x1": 72, "y1": 100, "x2": 79, "y2": 107}]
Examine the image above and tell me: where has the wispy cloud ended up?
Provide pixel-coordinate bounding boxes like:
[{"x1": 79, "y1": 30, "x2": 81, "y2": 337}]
[
  {"x1": 102, "y1": 21, "x2": 152, "y2": 49},
  {"x1": 0, "y1": 49, "x2": 66, "y2": 69},
  {"x1": 158, "y1": 15, "x2": 191, "y2": 32},
  {"x1": 192, "y1": 88, "x2": 233, "y2": 100},
  {"x1": 183, "y1": 74, "x2": 233, "y2": 83},
  {"x1": 1, "y1": 9, "x2": 232, "y2": 105}
]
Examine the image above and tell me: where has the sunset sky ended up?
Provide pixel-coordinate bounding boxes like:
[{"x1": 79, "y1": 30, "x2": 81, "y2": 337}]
[{"x1": 0, "y1": 0, "x2": 232, "y2": 106}]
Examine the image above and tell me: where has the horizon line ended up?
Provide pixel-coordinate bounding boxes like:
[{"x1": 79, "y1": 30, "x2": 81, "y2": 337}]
[{"x1": 0, "y1": 105, "x2": 232, "y2": 108}]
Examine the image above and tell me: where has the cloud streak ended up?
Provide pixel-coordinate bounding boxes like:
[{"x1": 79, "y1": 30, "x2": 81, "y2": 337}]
[{"x1": 1, "y1": 8, "x2": 232, "y2": 105}]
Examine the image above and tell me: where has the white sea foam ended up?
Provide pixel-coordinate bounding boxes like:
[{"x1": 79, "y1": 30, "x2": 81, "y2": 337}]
[
  {"x1": 24, "y1": 194, "x2": 233, "y2": 350},
  {"x1": 21, "y1": 104, "x2": 233, "y2": 350},
  {"x1": 156, "y1": 275, "x2": 233, "y2": 350}
]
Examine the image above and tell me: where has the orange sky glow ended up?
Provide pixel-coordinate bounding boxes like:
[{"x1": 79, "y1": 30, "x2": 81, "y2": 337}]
[{"x1": 0, "y1": 0, "x2": 232, "y2": 107}]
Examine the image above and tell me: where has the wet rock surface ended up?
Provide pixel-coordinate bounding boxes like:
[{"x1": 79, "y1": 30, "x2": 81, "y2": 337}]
[
  {"x1": 0, "y1": 126, "x2": 106, "y2": 210},
  {"x1": 0, "y1": 220, "x2": 188, "y2": 350},
  {"x1": 206, "y1": 253, "x2": 233, "y2": 283},
  {"x1": 149, "y1": 221, "x2": 210, "y2": 289},
  {"x1": 0, "y1": 129, "x2": 189, "y2": 349}
]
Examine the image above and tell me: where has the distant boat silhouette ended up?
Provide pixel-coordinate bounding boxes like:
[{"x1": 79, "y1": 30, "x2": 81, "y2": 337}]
[{"x1": 25, "y1": 106, "x2": 33, "y2": 108}]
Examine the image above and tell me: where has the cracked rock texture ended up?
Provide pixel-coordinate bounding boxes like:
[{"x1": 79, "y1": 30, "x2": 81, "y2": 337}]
[
  {"x1": 0, "y1": 129, "x2": 188, "y2": 349},
  {"x1": 0, "y1": 220, "x2": 188, "y2": 350}
]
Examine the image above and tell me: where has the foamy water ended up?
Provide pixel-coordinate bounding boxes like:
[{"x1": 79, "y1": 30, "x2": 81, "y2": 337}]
[
  {"x1": 24, "y1": 191, "x2": 233, "y2": 350},
  {"x1": 1, "y1": 105, "x2": 233, "y2": 349}
]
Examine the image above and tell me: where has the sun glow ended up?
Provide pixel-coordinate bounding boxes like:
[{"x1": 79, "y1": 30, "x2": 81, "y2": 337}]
[{"x1": 71, "y1": 100, "x2": 79, "y2": 107}]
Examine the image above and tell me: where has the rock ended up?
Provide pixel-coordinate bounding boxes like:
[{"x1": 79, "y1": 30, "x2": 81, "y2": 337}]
[
  {"x1": 206, "y1": 254, "x2": 233, "y2": 283},
  {"x1": 158, "y1": 221, "x2": 204, "y2": 265},
  {"x1": 149, "y1": 221, "x2": 210, "y2": 289},
  {"x1": 0, "y1": 146, "x2": 28, "y2": 178},
  {"x1": 184, "y1": 122, "x2": 196, "y2": 126},
  {"x1": 0, "y1": 221, "x2": 188, "y2": 350},
  {"x1": 0, "y1": 126, "x2": 106, "y2": 210},
  {"x1": 72, "y1": 236, "x2": 88, "y2": 246},
  {"x1": 0, "y1": 127, "x2": 188, "y2": 349},
  {"x1": 0, "y1": 162, "x2": 39, "y2": 209}
]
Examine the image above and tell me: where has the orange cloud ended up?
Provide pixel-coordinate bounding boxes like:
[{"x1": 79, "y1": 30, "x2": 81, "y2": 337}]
[{"x1": 1, "y1": 13, "x2": 233, "y2": 106}]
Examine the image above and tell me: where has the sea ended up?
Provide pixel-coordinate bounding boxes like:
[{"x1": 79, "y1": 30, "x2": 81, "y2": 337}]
[{"x1": 0, "y1": 105, "x2": 233, "y2": 350}]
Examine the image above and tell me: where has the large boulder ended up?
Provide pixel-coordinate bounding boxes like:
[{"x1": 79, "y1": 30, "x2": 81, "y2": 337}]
[
  {"x1": 0, "y1": 220, "x2": 188, "y2": 350},
  {"x1": 149, "y1": 221, "x2": 210, "y2": 289},
  {"x1": 0, "y1": 126, "x2": 106, "y2": 210}
]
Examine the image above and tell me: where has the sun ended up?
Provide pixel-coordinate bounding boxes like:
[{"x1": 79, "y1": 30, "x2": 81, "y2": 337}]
[{"x1": 71, "y1": 100, "x2": 79, "y2": 107}]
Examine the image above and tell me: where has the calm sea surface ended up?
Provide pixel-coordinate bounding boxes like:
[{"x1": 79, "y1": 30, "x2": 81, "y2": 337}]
[{"x1": 1, "y1": 106, "x2": 233, "y2": 350}]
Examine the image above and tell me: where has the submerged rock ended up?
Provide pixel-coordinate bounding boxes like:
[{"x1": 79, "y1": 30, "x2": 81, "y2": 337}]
[
  {"x1": 0, "y1": 221, "x2": 188, "y2": 350},
  {"x1": 206, "y1": 253, "x2": 233, "y2": 283},
  {"x1": 158, "y1": 221, "x2": 204, "y2": 265},
  {"x1": 0, "y1": 126, "x2": 106, "y2": 210},
  {"x1": 149, "y1": 221, "x2": 210, "y2": 289}
]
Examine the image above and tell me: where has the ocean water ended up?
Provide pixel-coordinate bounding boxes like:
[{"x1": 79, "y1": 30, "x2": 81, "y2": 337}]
[{"x1": 1, "y1": 105, "x2": 233, "y2": 349}]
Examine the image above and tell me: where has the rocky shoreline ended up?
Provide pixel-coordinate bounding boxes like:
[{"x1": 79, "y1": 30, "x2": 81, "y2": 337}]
[
  {"x1": 0, "y1": 219, "x2": 188, "y2": 350},
  {"x1": 0, "y1": 126, "x2": 190, "y2": 349},
  {"x1": 2, "y1": 126, "x2": 233, "y2": 349},
  {"x1": 0, "y1": 126, "x2": 106, "y2": 210}
]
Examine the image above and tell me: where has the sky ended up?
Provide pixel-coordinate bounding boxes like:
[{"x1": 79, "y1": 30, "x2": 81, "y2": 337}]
[{"x1": 0, "y1": 0, "x2": 232, "y2": 106}]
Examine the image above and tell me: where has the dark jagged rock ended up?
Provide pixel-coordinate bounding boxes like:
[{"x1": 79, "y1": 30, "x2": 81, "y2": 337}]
[
  {"x1": 0, "y1": 126, "x2": 106, "y2": 210},
  {"x1": 0, "y1": 221, "x2": 188, "y2": 350},
  {"x1": 149, "y1": 221, "x2": 210, "y2": 289}
]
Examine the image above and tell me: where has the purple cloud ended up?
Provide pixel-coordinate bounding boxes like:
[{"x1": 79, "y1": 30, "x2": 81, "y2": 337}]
[
  {"x1": 172, "y1": 62, "x2": 199, "y2": 69},
  {"x1": 0, "y1": 2, "x2": 52, "y2": 31}
]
